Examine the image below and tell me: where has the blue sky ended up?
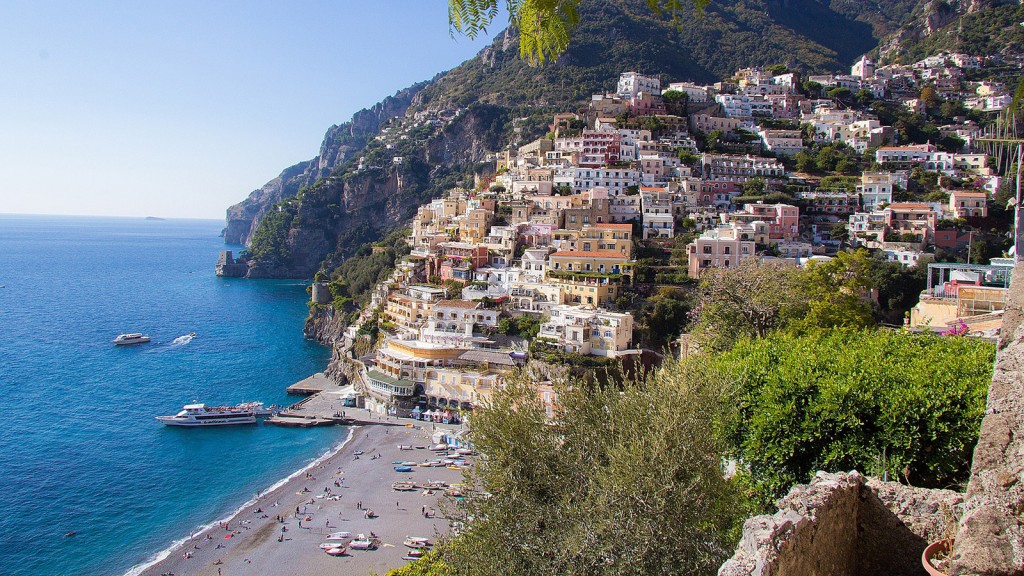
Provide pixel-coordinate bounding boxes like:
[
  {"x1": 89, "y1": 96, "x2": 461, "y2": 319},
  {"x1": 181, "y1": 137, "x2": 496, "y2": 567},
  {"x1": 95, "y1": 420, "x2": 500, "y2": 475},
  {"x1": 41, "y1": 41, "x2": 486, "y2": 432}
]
[{"x1": 0, "y1": 1, "x2": 501, "y2": 219}]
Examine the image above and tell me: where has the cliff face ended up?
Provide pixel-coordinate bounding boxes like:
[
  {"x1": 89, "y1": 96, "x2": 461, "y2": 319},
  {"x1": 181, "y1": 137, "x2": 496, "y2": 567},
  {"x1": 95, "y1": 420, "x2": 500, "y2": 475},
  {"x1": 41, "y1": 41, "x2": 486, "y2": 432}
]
[
  {"x1": 223, "y1": 83, "x2": 427, "y2": 245},
  {"x1": 877, "y1": 0, "x2": 1022, "y2": 63}
]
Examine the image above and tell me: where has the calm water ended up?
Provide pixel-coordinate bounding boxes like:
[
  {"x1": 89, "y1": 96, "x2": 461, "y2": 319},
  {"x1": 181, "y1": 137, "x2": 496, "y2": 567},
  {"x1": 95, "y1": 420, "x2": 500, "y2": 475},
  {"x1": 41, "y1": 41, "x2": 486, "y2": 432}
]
[{"x1": 0, "y1": 215, "x2": 343, "y2": 575}]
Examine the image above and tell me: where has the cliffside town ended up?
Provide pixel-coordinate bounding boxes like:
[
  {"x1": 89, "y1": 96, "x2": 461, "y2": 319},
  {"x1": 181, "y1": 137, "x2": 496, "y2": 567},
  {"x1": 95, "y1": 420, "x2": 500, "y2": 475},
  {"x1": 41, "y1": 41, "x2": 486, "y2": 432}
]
[{"x1": 303, "y1": 57, "x2": 1020, "y2": 417}]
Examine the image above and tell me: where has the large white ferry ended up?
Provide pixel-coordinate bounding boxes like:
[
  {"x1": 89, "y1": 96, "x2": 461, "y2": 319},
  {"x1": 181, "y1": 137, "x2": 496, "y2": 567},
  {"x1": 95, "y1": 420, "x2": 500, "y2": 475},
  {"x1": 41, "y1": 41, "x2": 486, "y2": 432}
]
[{"x1": 156, "y1": 402, "x2": 277, "y2": 427}]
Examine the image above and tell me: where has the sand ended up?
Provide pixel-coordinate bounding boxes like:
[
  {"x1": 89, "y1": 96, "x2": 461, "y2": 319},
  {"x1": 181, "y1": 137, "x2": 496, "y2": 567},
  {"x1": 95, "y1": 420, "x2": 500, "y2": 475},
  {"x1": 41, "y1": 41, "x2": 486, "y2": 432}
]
[{"x1": 138, "y1": 411, "x2": 469, "y2": 576}]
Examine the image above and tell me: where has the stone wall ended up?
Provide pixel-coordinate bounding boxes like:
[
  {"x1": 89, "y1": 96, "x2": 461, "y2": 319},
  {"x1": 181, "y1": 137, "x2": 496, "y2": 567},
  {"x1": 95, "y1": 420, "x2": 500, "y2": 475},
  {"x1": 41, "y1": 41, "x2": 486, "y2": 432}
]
[
  {"x1": 719, "y1": 471, "x2": 962, "y2": 576},
  {"x1": 950, "y1": 262, "x2": 1024, "y2": 576}
]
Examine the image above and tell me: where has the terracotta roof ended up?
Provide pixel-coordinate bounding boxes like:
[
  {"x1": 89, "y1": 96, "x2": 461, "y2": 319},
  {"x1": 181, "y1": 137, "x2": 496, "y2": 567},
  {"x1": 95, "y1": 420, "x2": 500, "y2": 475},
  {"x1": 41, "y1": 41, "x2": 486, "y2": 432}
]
[
  {"x1": 950, "y1": 190, "x2": 988, "y2": 197},
  {"x1": 550, "y1": 250, "x2": 629, "y2": 259},
  {"x1": 436, "y1": 299, "x2": 480, "y2": 309},
  {"x1": 888, "y1": 203, "x2": 933, "y2": 210}
]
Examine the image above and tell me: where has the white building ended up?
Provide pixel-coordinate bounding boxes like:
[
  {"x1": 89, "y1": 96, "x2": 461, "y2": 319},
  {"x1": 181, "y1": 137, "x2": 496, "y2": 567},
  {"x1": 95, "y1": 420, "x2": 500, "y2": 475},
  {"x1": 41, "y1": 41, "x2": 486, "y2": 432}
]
[
  {"x1": 538, "y1": 305, "x2": 634, "y2": 357},
  {"x1": 617, "y1": 72, "x2": 661, "y2": 99}
]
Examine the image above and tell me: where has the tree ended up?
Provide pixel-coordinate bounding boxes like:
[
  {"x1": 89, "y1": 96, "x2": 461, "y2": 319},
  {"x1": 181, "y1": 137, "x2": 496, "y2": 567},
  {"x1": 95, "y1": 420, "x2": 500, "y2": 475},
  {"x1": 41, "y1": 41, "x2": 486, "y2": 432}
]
[
  {"x1": 741, "y1": 177, "x2": 766, "y2": 195},
  {"x1": 448, "y1": 0, "x2": 710, "y2": 65},
  {"x1": 796, "y1": 250, "x2": 876, "y2": 331},
  {"x1": 689, "y1": 259, "x2": 808, "y2": 351},
  {"x1": 441, "y1": 364, "x2": 748, "y2": 575},
  {"x1": 716, "y1": 328, "x2": 995, "y2": 509}
]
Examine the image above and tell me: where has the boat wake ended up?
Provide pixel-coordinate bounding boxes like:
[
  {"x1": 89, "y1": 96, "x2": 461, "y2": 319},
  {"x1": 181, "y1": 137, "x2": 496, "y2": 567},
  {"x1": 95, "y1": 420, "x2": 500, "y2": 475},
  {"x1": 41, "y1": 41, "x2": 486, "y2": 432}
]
[{"x1": 171, "y1": 333, "x2": 195, "y2": 346}]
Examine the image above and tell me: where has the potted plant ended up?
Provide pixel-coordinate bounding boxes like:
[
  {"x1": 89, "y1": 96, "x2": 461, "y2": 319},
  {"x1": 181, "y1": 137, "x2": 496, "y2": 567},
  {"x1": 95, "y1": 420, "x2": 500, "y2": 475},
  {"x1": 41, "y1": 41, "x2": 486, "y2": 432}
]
[{"x1": 922, "y1": 538, "x2": 953, "y2": 576}]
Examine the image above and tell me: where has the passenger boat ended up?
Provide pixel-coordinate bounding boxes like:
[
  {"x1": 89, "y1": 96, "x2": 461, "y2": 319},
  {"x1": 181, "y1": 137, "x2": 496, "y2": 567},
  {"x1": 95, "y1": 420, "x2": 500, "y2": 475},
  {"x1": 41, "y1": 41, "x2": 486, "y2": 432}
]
[
  {"x1": 155, "y1": 402, "x2": 275, "y2": 426},
  {"x1": 113, "y1": 333, "x2": 151, "y2": 346}
]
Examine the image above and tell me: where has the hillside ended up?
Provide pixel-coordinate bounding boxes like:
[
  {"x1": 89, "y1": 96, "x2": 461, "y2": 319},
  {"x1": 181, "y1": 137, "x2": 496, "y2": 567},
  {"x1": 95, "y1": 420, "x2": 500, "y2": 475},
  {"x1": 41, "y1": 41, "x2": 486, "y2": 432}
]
[
  {"x1": 878, "y1": 0, "x2": 1024, "y2": 64},
  {"x1": 226, "y1": 0, "x2": 921, "y2": 279}
]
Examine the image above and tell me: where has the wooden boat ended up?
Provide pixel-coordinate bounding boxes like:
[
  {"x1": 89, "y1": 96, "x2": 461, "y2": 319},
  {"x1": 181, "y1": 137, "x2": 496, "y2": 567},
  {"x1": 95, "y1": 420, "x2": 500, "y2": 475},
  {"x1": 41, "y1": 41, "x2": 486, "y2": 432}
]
[
  {"x1": 392, "y1": 481, "x2": 417, "y2": 491},
  {"x1": 394, "y1": 466, "x2": 413, "y2": 472},
  {"x1": 325, "y1": 546, "x2": 346, "y2": 556}
]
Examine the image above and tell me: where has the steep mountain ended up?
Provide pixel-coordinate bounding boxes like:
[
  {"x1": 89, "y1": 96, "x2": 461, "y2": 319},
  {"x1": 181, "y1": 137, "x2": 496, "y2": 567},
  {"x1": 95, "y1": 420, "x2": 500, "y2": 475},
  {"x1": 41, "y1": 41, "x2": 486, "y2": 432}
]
[
  {"x1": 877, "y1": 0, "x2": 1024, "y2": 64},
  {"x1": 226, "y1": 0, "x2": 921, "y2": 278}
]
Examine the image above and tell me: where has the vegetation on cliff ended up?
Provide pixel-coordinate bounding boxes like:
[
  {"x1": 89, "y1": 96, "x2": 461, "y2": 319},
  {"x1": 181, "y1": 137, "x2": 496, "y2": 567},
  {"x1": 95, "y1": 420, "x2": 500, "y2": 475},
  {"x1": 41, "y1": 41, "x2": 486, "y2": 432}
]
[{"x1": 718, "y1": 328, "x2": 995, "y2": 509}]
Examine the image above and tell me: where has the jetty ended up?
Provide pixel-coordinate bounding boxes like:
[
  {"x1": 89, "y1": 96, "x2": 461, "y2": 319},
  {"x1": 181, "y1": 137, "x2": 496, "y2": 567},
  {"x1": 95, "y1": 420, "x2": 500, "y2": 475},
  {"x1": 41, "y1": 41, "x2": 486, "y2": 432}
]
[
  {"x1": 285, "y1": 372, "x2": 337, "y2": 395},
  {"x1": 267, "y1": 374, "x2": 377, "y2": 428}
]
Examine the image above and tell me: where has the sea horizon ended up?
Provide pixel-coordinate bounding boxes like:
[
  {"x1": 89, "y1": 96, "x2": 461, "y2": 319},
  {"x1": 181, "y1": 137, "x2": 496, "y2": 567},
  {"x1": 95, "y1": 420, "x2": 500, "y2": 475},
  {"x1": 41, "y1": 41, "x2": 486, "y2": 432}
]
[{"x1": 0, "y1": 214, "x2": 344, "y2": 575}]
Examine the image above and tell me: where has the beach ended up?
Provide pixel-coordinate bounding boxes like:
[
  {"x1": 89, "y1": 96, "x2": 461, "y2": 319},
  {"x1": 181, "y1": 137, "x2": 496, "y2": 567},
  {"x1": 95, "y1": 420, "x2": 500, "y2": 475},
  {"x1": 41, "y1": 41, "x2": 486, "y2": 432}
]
[{"x1": 136, "y1": 412, "x2": 468, "y2": 576}]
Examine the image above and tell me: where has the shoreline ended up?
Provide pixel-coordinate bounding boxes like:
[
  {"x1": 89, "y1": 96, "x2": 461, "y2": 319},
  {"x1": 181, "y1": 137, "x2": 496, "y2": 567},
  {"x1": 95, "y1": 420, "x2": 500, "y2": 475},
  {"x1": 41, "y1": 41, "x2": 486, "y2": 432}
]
[
  {"x1": 135, "y1": 412, "x2": 468, "y2": 576},
  {"x1": 124, "y1": 427, "x2": 357, "y2": 576}
]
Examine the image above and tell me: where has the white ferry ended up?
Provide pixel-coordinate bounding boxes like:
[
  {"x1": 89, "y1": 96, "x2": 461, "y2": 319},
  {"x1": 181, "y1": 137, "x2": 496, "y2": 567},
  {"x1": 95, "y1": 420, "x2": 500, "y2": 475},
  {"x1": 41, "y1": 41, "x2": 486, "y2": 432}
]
[
  {"x1": 156, "y1": 402, "x2": 277, "y2": 427},
  {"x1": 113, "y1": 333, "x2": 151, "y2": 346}
]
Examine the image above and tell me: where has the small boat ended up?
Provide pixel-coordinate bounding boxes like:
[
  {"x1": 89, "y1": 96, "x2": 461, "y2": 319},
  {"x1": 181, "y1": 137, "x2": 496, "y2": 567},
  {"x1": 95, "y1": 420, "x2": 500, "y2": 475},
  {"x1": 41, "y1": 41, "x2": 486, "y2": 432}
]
[
  {"x1": 349, "y1": 538, "x2": 376, "y2": 550},
  {"x1": 392, "y1": 481, "x2": 417, "y2": 491},
  {"x1": 394, "y1": 466, "x2": 413, "y2": 473},
  {"x1": 455, "y1": 448, "x2": 474, "y2": 456},
  {"x1": 406, "y1": 549, "x2": 425, "y2": 558},
  {"x1": 172, "y1": 332, "x2": 196, "y2": 345},
  {"x1": 319, "y1": 542, "x2": 340, "y2": 550},
  {"x1": 423, "y1": 480, "x2": 448, "y2": 490},
  {"x1": 400, "y1": 461, "x2": 417, "y2": 467},
  {"x1": 404, "y1": 537, "x2": 432, "y2": 549},
  {"x1": 64, "y1": 531, "x2": 77, "y2": 537},
  {"x1": 325, "y1": 546, "x2": 346, "y2": 556},
  {"x1": 326, "y1": 531, "x2": 352, "y2": 541},
  {"x1": 113, "y1": 333, "x2": 151, "y2": 346}
]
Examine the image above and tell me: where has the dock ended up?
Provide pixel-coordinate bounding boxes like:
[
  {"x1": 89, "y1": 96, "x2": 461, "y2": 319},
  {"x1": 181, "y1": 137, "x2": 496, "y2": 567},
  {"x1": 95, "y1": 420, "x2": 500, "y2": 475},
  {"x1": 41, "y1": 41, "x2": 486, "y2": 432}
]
[
  {"x1": 285, "y1": 372, "x2": 338, "y2": 395},
  {"x1": 267, "y1": 375, "x2": 367, "y2": 428}
]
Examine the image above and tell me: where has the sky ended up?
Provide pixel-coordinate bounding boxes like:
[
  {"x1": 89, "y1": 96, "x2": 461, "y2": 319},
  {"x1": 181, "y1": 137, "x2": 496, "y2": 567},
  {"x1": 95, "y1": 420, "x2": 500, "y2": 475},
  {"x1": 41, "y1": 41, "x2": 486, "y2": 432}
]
[{"x1": 0, "y1": 1, "x2": 502, "y2": 219}]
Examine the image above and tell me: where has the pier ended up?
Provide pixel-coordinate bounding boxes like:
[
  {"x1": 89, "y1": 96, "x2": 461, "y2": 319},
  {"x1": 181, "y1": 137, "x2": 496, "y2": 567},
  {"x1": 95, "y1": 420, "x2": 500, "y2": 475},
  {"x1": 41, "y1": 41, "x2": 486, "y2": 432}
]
[
  {"x1": 285, "y1": 372, "x2": 338, "y2": 395},
  {"x1": 267, "y1": 374, "x2": 379, "y2": 428}
]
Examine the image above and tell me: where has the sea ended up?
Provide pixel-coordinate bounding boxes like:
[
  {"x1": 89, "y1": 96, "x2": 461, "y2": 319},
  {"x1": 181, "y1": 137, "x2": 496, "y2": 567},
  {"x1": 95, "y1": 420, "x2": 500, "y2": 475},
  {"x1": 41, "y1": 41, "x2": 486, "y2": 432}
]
[{"x1": 0, "y1": 214, "x2": 346, "y2": 576}]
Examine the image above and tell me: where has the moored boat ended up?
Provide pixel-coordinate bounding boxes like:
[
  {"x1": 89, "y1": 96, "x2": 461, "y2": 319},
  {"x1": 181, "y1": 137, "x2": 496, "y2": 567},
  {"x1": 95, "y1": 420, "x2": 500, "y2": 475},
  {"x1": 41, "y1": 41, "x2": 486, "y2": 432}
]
[
  {"x1": 392, "y1": 480, "x2": 417, "y2": 491},
  {"x1": 156, "y1": 403, "x2": 262, "y2": 426}
]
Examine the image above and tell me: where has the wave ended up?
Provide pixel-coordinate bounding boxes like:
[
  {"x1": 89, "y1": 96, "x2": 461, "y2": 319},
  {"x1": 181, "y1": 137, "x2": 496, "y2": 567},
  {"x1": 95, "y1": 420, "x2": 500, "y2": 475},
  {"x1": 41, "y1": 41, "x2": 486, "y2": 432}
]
[
  {"x1": 170, "y1": 333, "x2": 195, "y2": 346},
  {"x1": 122, "y1": 426, "x2": 356, "y2": 576}
]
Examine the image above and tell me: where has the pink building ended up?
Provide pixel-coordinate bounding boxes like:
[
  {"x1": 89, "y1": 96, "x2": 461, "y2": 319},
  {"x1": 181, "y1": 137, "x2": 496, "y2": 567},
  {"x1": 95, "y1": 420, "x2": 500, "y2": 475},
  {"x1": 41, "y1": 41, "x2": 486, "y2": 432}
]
[
  {"x1": 687, "y1": 227, "x2": 756, "y2": 277},
  {"x1": 725, "y1": 203, "x2": 800, "y2": 240}
]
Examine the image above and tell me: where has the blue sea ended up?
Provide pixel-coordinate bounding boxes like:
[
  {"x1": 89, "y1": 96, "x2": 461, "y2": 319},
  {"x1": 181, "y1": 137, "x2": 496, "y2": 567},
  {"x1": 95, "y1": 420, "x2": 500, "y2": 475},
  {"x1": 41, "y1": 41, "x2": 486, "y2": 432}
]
[{"x1": 0, "y1": 215, "x2": 344, "y2": 576}]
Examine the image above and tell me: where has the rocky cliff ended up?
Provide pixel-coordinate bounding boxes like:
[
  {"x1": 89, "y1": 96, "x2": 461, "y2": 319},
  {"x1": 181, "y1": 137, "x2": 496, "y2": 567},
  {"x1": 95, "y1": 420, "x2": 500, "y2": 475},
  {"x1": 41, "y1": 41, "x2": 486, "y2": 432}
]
[{"x1": 224, "y1": 82, "x2": 427, "y2": 246}]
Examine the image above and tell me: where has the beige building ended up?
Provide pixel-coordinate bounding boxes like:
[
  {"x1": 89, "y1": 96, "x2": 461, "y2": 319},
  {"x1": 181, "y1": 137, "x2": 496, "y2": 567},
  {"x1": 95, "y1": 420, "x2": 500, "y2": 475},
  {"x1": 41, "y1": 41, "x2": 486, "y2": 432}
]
[{"x1": 538, "y1": 304, "x2": 635, "y2": 357}]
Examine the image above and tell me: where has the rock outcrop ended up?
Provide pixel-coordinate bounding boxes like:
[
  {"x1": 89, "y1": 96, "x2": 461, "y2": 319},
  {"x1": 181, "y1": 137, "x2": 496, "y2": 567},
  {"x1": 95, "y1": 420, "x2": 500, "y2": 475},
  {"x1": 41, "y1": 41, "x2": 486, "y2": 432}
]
[
  {"x1": 950, "y1": 262, "x2": 1024, "y2": 576},
  {"x1": 223, "y1": 83, "x2": 427, "y2": 246},
  {"x1": 720, "y1": 471, "x2": 963, "y2": 576}
]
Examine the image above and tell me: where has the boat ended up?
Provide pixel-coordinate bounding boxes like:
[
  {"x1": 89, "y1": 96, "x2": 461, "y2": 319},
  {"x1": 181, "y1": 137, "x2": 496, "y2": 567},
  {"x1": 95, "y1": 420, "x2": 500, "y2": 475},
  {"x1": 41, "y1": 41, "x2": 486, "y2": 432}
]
[
  {"x1": 113, "y1": 333, "x2": 151, "y2": 346},
  {"x1": 392, "y1": 481, "x2": 417, "y2": 491},
  {"x1": 155, "y1": 403, "x2": 269, "y2": 426},
  {"x1": 404, "y1": 537, "x2": 432, "y2": 549},
  {"x1": 394, "y1": 466, "x2": 413, "y2": 473},
  {"x1": 171, "y1": 332, "x2": 196, "y2": 345},
  {"x1": 325, "y1": 546, "x2": 346, "y2": 556},
  {"x1": 326, "y1": 531, "x2": 352, "y2": 541},
  {"x1": 405, "y1": 549, "x2": 425, "y2": 558},
  {"x1": 349, "y1": 538, "x2": 376, "y2": 550}
]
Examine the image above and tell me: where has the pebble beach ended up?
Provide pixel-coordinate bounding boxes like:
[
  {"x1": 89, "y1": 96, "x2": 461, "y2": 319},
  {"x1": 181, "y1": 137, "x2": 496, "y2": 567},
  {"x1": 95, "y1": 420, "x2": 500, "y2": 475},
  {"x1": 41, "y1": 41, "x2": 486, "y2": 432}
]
[{"x1": 137, "y1": 414, "x2": 469, "y2": 576}]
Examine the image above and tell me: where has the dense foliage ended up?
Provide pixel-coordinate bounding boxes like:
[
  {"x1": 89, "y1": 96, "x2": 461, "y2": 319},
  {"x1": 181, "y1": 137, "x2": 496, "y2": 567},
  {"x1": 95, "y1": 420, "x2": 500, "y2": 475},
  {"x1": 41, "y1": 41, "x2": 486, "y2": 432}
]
[
  {"x1": 690, "y1": 251, "x2": 929, "y2": 351},
  {"x1": 248, "y1": 205, "x2": 294, "y2": 262},
  {"x1": 716, "y1": 328, "x2": 995, "y2": 509},
  {"x1": 439, "y1": 365, "x2": 748, "y2": 576},
  {"x1": 319, "y1": 229, "x2": 410, "y2": 323}
]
